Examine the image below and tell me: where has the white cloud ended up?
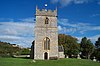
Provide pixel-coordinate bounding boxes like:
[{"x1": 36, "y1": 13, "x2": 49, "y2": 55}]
[
  {"x1": 58, "y1": 18, "x2": 100, "y2": 34},
  {"x1": 51, "y1": 0, "x2": 90, "y2": 7},
  {"x1": 0, "y1": 20, "x2": 35, "y2": 47},
  {"x1": 0, "y1": 18, "x2": 14, "y2": 22},
  {"x1": 51, "y1": 0, "x2": 58, "y2": 4},
  {"x1": 60, "y1": 0, "x2": 73, "y2": 7},
  {"x1": 76, "y1": 34, "x2": 100, "y2": 44},
  {"x1": 58, "y1": 25, "x2": 77, "y2": 34},
  {"x1": 58, "y1": 25, "x2": 62, "y2": 31},
  {"x1": 19, "y1": 17, "x2": 35, "y2": 22},
  {"x1": 0, "y1": 35, "x2": 21, "y2": 41},
  {"x1": 97, "y1": 1, "x2": 100, "y2": 5},
  {"x1": 74, "y1": 0, "x2": 88, "y2": 4},
  {"x1": 92, "y1": 14, "x2": 100, "y2": 17},
  {"x1": 89, "y1": 35, "x2": 100, "y2": 43}
]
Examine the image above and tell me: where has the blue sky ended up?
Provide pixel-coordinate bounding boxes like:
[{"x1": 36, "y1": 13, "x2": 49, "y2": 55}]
[{"x1": 0, "y1": 0, "x2": 100, "y2": 47}]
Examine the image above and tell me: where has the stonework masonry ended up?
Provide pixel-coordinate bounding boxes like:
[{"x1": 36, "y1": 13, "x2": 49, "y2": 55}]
[{"x1": 34, "y1": 6, "x2": 59, "y2": 60}]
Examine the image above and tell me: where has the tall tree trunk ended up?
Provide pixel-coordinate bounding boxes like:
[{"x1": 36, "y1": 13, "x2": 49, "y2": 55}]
[{"x1": 88, "y1": 54, "x2": 90, "y2": 59}]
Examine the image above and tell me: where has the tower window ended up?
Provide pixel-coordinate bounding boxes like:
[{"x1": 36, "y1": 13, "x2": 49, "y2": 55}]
[
  {"x1": 44, "y1": 37, "x2": 50, "y2": 50},
  {"x1": 45, "y1": 17, "x2": 49, "y2": 24}
]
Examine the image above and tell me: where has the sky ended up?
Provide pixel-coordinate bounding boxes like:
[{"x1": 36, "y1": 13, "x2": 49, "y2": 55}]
[{"x1": 0, "y1": 0, "x2": 100, "y2": 48}]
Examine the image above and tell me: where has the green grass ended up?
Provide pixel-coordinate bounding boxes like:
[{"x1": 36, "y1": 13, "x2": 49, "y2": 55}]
[{"x1": 0, "y1": 58, "x2": 100, "y2": 66}]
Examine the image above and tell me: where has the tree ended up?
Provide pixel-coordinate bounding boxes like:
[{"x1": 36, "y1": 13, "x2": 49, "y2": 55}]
[
  {"x1": 30, "y1": 41, "x2": 34, "y2": 59},
  {"x1": 20, "y1": 48, "x2": 30, "y2": 55},
  {"x1": 58, "y1": 34, "x2": 80, "y2": 58},
  {"x1": 80, "y1": 37, "x2": 94, "y2": 59},
  {"x1": 86, "y1": 39, "x2": 94, "y2": 59},
  {"x1": 0, "y1": 41, "x2": 20, "y2": 57},
  {"x1": 95, "y1": 37, "x2": 100, "y2": 49},
  {"x1": 95, "y1": 37, "x2": 100, "y2": 61}
]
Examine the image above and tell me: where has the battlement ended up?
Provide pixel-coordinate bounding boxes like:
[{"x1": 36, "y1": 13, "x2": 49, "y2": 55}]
[{"x1": 36, "y1": 6, "x2": 57, "y2": 17}]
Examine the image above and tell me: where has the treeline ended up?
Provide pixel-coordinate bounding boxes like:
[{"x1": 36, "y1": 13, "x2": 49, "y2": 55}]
[
  {"x1": 0, "y1": 34, "x2": 100, "y2": 61},
  {"x1": 0, "y1": 41, "x2": 30, "y2": 57},
  {"x1": 58, "y1": 34, "x2": 100, "y2": 61},
  {"x1": 0, "y1": 41, "x2": 20, "y2": 57}
]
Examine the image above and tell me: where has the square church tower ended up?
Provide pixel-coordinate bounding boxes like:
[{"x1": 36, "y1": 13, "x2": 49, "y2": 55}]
[{"x1": 34, "y1": 6, "x2": 59, "y2": 60}]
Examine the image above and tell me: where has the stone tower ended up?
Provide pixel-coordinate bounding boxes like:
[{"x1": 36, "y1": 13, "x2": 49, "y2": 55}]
[{"x1": 34, "y1": 6, "x2": 58, "y2": 60}]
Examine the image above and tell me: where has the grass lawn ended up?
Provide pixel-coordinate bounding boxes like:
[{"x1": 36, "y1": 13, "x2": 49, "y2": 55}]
[{"x1": 0, "y1": 58, "x2": 100, "y2": 66}]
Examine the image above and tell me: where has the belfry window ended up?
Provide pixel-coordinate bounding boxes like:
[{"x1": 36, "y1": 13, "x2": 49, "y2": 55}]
[
  {"x1": 44, "y1": 37, "x2": 50, "y2": 50},
  {"x1": 45, "y1": 17, "x2": 49, "y2": 24}
]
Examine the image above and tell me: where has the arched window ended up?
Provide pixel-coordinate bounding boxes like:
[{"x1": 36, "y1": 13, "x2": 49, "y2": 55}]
[
  {"x1": 44, "y1": 37, "x2": 50, "y2": 50},
  {"x1": 45, "y1": 17, "x2": 49, "y2": 24}
]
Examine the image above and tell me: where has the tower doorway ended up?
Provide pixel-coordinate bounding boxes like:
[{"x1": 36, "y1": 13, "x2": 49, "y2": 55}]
[{"x1": 44, "y1": 52, "x2": 48, "y2": 60}]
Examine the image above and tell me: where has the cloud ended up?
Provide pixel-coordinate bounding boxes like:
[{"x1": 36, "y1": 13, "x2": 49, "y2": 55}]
[
  {"x1": 74, "y1": 0, "x2": 88, "y2": 4},
  {"x1": 76, "y1": 34, "x2": 100, "y2": 44},
  {"x1": 60, "y1": 0, "x2": 73, "y2": 7},
  {"x1": 89, "y1": 35, "x2": 100, "y2": 43},
  {"x1": 19, "y1": 17, "x2": 35, "y2": 22},
  {"x1": 92, "y1": 14, "x2": 100, "y2": 17},
  {"x1": 58, "y1": 18, "x2": 100, "y2": 34},
  {"x1": 0, "y1": 18, "x2": 14, "y2": 22},
  {"x1": 0, "y1": 35, "x2": 21, "y2": 41},
  {"x1": 51, "y1": 0, "x2": 90, "y2": 7},
  {"x1": 0, "y1": 22, "x2": 35, "y2": 35},
  {"x1": 51, "y1": 0, "x2": 58, "y2": 4},
  {"x1": 58, "y1": 25, "x2": 77, "y2": 34},
  {"x1": 58, "y1": 25, "x2": 62, "y2": 31},
  {"x1": 0, "y1": 19, "x2": 35, "y2": 47},
  {"x1": 97, "y1": 1, "x2": 100, "y2": 5}
]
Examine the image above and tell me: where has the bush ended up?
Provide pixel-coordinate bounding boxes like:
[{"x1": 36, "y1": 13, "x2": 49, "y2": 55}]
[{"x1": 0, "y1": 54, "x2": 12, "y2": 57}]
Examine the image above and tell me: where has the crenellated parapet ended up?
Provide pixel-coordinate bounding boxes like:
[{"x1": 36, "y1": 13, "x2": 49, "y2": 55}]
[{"x1": 36, "y1": 6, "x2": 57, "y2": 17}]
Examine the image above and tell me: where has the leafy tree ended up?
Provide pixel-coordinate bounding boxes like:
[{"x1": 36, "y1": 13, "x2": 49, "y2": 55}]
[
  {"x1": 20, "y1": 48, "x2": 30, "y2": 55},
  {"x1": 95, "y1": 37, "x2": 100, "y2": 49},
  {"x1": 94, "y1": 37, "x2": 100, "y2": 61},
  {"x1": 30, "y1": 41, "x2": 34, "y2": 59},
  {"x1": 80, "y1": 37, "x2": 94, "y2": 59},
  {"x1": 0, "y1": 41, "x2": 20, "y2": 57},
  {"x1": 58, "y1": 34, "x2": 80, "y2": 57}
]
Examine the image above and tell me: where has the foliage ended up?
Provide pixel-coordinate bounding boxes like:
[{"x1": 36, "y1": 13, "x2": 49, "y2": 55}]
[
  {"x1": 94, "y1": 37, "x2": 100, "y2": 61},
  {"x1": 58, "y1": 34, "x2": 80, "y2": 57},
  {"x1": 0, "y1": 58, "x2": 100, "y2": 66},
  {"x1": 30, "y1": 41, "x2": 34, "y2": 59},
  {"x1": 80, "y1": 37, "x2": 94, "y2": 59},
  {"x1": 95, "y1": 37, "x2": 100, "y2": 49},
  {"x1": 20, "y1": 48, "x2": 30, "y2": 55},
  {"x1": 0, "y1": 41, "x2": 20, "y2": 57},
  {"x1": 0, "y1": 41, "x2": 31, "y2": 58}
]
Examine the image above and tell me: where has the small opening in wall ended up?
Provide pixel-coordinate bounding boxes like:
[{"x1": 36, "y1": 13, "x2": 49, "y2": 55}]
[
  {"x1": 45, "y1": 17, "x2": 49, "y2": 24},
  {"x1": 44, "y1": 52, "x2": 48, "y2": 60}
]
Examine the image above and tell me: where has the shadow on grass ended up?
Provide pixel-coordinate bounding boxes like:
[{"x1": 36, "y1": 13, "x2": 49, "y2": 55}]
[{"x1": 12, "y1": 56, "x2": 31, "y2": 59}]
